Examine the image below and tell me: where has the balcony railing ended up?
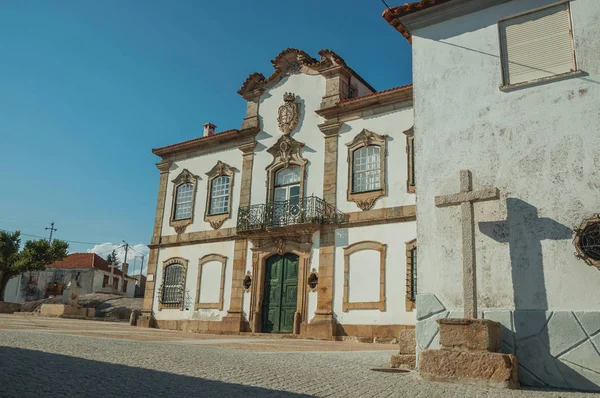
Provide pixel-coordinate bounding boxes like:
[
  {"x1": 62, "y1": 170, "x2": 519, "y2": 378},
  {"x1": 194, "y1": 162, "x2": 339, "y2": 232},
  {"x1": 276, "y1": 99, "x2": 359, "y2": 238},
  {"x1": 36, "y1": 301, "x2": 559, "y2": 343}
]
[{"x1": 237, "y1": 195, "x2": 347, "y2": 233}]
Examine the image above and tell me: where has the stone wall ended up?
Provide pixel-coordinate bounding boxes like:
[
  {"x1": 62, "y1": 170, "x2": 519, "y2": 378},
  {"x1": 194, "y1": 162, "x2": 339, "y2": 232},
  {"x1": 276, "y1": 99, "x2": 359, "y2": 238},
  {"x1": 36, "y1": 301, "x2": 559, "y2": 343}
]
[{"x1": 417, "y1": 294, "x2": 600, "y2": 391}]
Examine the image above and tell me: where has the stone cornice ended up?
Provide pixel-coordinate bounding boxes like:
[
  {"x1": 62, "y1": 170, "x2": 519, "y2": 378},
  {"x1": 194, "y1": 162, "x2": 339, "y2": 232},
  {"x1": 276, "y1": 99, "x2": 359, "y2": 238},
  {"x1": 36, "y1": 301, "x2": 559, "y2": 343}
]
[
  {"x1": 318, "y1": 121, "x2": 344, "y2": 136},
  {"x1": 152, "y1": 127, "x2": 259, "y2": 158},
  {"x1": 155, "y1": 159, "x2": 173, "y2": 173},
  {"x1": 149, "y1": 205, "x2": 416, "y2": 248},
  {"x1": 315, "y1": 85, "x2": 413, "y2": 120}
]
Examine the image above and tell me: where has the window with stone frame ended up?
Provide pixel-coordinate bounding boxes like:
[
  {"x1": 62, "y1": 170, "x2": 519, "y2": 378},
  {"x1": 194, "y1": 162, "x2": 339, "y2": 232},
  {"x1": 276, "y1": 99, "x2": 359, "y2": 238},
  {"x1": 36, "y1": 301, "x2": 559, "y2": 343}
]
[
  {"x1": 169, "y1": 169, "x2": 199, "y2": 235},
  {"x1": 204, "y1": 161, "x2": 236, "y2": 230},
  {"x1": 405, "y1": 239, "x2": 417, "y2": 311},
  {"x1": 174, "y1": 183, "x2": 194, "y2": 220},
  {"x1": 352, "y1": 146, "x2": 381, "y2": 193},
  {"x1": 404, "y1": 127, "x2": 415, "y2": 193},
  {"x1": 208, "y1": 176, "x2": 231, "y2": 215},
  {"x1": 346, "y1": 129, "x2": 388, "y2": 211}
]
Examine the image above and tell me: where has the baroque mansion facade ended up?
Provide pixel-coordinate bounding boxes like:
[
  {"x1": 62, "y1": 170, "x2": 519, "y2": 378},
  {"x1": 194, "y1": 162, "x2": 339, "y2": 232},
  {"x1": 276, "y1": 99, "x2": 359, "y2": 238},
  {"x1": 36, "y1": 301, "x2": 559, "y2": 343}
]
[{"x1": 141, "y1": 49, "x2": 416, "y2": 341}]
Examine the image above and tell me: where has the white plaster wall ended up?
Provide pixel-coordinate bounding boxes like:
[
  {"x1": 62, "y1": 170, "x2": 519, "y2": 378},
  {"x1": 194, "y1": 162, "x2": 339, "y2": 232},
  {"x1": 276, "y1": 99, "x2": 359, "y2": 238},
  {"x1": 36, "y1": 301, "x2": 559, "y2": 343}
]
[
  {"x1": 4, "y1": 275, "x2": 23, "y2": 303},
  {"x1": 161, "y1": 145, "x2": 242, "y2": 235},
  {"x1": 250, "y1": 74, "x2": 326, "y2": 205},
  {"x1": 307, "y1": 231, "x2": 320, "y2": 322},
  {"x1": 412, "y1": 0, "x2": 600, "y2": 311},
  {"x1": 334, "y1": 223, "x2": 417, "y2": 325},
  {"x1": 153, "y1": 240, "x2": 235, "y2": 320},
  {"x1": 347, "y1": 250, "x2": 381, "y2": 303},
  {"x1": 92, "y1": 270, "x2": 105, "y2": 292},
  {"x1": 337, "y1": 106, "x2": 415, "y2": 213},
  {"x1": 125, "y1": 278, "x2": 136, "y2": 298},
  {"x1": 198, "y1": 260, "x2": 221, "y2": 303}
]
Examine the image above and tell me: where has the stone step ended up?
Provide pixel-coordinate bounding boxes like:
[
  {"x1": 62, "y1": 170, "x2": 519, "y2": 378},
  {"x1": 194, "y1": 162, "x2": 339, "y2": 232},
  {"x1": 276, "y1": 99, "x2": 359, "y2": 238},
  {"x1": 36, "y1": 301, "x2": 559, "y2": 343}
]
[
  {"x1": 419, "y1": 349, "x2": 518, "y2": 389},
  {"x1": 398, "y1": 329, "x2": 416, "y2": 354},
  {"x1": 390, "y1": 354, "x2": 416, "y2": 370}
]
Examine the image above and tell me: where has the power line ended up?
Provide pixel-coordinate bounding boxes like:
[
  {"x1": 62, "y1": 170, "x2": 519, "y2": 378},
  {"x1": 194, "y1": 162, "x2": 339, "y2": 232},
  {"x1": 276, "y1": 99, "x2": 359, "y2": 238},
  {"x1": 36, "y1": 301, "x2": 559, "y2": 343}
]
[{"x1": 0, "y1": 228, "x2": 104, "y2": 246}]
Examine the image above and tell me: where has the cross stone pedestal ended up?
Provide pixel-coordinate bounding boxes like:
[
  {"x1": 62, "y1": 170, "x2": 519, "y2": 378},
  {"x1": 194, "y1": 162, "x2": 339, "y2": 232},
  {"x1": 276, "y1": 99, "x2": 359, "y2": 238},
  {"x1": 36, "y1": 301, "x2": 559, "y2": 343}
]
[
  {"x1": 419, "y1": 171, "x2": 519, "y2": 389},
  {"x1": 419, "y1": 318, "x2": 519, "y2": 389}
]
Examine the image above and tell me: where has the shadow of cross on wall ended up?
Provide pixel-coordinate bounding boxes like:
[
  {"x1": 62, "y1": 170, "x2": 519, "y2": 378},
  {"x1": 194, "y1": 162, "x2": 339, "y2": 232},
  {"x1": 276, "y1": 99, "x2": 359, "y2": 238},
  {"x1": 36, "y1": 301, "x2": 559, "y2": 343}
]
[{"x1": 478, "y1": 198, "x2": 586, "y2": 388}]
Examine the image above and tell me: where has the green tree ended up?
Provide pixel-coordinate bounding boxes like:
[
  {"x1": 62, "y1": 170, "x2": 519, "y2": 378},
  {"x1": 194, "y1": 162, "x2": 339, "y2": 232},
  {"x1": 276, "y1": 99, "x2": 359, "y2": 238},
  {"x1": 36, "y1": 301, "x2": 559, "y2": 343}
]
[
  {"x1": 0, "y1": 231, "x2": 68, "y2": 301},
  {"x1": 106, "y1": 249, "x2": 120, "y2": 267}
]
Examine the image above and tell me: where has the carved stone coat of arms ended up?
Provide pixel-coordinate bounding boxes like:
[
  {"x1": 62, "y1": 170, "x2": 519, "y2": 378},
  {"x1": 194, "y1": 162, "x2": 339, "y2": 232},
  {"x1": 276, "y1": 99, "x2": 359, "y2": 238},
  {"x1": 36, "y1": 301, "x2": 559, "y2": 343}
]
[{"x1": 277, "y1": 92, "x2": 300, "y2": 135}]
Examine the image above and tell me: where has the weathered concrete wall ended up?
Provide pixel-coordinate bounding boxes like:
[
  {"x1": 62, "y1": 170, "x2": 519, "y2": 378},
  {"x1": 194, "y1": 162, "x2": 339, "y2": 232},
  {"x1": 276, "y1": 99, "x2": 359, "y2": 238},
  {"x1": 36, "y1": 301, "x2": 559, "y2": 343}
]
[
  {"x1": 5, "y1": 269, "x2": 96, "y2": 303},
  {"x1": 411, "y1": 0, "x2": 600, "y2": 390},
  {"x1": 0, "y1": 302, "x2": 22, "y2": 313}
]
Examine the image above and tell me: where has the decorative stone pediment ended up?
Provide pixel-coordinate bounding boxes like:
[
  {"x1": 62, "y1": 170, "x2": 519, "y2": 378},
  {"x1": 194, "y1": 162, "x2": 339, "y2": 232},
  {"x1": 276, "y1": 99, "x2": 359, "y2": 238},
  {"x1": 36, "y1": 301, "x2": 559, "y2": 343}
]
[
  {"x1": 266, "y1": 135, "x2": 308, "y2": 202},
  {"x1": 206, "y1": 161, "x2": 236, "y2": 179},
  {"x1": 171, "y1": 169, "x2": 198, "y2": 186},
  {"x1": 169, "y1": 169, "x2": 199, "y2": 235},
  {"x1": 204, "y1": 161, "x2": 236, "y2": 230},
  {"x1": 346, "y1": 129, "x2": 387, "y2": 150},
  {"x1": 266, "y1": 135, "x2": 307, "y2": 170}
]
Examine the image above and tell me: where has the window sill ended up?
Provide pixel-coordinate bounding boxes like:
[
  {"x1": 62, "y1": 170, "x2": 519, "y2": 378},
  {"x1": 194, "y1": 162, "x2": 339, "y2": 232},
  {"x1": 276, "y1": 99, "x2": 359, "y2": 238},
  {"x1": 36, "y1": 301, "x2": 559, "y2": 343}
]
[{"x1": 499, "y1": 70, "x2": 584, "y2": 92}]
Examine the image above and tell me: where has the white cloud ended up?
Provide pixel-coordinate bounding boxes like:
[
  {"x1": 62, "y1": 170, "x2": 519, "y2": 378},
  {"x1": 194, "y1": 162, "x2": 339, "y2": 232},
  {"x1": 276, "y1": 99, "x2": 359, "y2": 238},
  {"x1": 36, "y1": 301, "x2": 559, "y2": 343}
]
[{"x1": 88, "y1": 242, "x2": 150, "y2": 276}]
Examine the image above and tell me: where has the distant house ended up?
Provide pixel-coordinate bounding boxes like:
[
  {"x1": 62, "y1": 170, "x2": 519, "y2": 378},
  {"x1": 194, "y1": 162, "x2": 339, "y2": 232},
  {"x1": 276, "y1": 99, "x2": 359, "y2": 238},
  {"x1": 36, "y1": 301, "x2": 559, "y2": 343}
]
[
  {"x1": 132, "y1": 275, "x2": 146, "y2": 298},
  {"x1": 4, "y1": 253, "x2": 136, "y2": 302}
]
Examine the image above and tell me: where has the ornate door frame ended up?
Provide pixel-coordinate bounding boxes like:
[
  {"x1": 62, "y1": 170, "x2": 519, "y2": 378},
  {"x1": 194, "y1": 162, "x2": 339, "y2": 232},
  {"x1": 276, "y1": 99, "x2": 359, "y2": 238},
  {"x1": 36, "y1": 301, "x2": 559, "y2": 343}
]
[{"x1": 249, "y1": 237, "x2": 312, "y2": 335}]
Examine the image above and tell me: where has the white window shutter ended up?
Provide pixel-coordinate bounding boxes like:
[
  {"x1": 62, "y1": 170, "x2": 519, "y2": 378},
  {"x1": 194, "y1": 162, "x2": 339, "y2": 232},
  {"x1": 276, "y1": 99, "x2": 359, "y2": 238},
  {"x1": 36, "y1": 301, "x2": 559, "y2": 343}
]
[{"x1": 501, "y1": 3, "x2": 575, "y2": 85}]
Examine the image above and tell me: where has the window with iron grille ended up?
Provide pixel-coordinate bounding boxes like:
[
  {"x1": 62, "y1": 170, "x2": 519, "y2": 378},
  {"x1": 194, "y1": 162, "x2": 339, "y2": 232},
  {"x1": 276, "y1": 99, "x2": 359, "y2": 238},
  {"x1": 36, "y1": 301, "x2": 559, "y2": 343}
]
[
  {"x1": 209, "y1": 176, "x2": 230, "y2": 215},
  {"x1": 405, "y1": 240, "x2": 417, "y2": 311},
  {"x1": 352, "y1": 146, "x2": 381, "y2": 193},
  {"x1": 161, "y1": 263, "x2": 184, "y2": 304},
  {"x1": 174, "y1": 183, "x2": 194, "y2": 220},
  {"x1": 409, "y1": 247, "x2": 417, "y2": 302}
]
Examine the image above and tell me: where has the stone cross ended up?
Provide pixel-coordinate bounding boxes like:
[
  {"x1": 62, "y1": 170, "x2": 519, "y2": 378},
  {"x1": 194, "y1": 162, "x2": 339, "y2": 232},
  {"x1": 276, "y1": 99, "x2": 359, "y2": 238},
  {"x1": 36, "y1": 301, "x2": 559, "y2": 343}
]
[{"x1": 435, "y1": 170, "x2": 500, "y2": 319}]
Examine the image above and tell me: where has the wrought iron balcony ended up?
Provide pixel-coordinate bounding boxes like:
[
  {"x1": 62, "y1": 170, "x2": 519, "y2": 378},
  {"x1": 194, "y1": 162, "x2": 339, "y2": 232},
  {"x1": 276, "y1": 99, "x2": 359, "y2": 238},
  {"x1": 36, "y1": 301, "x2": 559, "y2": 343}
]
[{"x1": 237, "y1": 195, "x2": 347, "y2": 235}]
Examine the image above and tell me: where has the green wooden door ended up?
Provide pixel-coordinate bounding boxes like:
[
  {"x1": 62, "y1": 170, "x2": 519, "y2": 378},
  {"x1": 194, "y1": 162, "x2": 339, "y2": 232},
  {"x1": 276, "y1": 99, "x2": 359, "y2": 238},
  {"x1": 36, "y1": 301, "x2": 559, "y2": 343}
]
[{"x1": 262, "y1": 253, "x2": 298, "y2": 333}]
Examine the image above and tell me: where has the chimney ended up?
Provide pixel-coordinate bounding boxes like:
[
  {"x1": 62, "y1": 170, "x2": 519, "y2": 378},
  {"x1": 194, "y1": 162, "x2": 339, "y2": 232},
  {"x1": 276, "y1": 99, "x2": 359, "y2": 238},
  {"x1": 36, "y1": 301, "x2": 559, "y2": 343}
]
[
  {"x1": 203, "y1": 122, "x2": 217, "y2": 137},
  {"x1": 122, "y1": 262, "x2": 129, "y2": 277}
]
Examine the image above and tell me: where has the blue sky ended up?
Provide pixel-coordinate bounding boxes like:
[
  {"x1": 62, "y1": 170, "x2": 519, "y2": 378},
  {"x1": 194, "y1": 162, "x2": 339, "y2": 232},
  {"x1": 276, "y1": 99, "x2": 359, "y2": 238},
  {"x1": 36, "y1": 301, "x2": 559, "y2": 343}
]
[{"x1": 0, "y1": 0, "x2": 412, "y2": 272}]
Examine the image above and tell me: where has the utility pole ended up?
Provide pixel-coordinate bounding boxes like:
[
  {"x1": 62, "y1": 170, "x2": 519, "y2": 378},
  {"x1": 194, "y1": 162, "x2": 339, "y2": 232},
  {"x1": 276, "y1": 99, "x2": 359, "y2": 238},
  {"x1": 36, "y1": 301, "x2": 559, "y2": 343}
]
[
  {"x1": 45, "y1": 222, "x2": 57, "y2": 243},
  {"x1": 122, "y1": 240, "x2": 129, "y2": 270}
]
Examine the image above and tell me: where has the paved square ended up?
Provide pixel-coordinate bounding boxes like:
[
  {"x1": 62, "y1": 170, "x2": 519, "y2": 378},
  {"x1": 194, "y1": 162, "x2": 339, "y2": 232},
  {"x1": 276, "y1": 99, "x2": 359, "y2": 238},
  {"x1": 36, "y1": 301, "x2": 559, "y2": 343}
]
[{"x1": 0, "y1": 315, "x2": 595, "y2": 397}]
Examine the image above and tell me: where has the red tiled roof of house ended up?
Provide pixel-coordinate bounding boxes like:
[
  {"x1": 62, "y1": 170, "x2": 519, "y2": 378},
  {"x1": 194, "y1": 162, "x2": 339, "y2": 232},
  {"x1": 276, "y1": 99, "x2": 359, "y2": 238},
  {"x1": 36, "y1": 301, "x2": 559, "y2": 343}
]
[
  {"x1": 47, "y1": 253, "x2": 134, "y2": 279},
  {"x1": 339, "y1": 83, "x2": 413, "y2": 104},
  {"x1": 382, "y1": 0, "x2": 454, "y2": 42}
]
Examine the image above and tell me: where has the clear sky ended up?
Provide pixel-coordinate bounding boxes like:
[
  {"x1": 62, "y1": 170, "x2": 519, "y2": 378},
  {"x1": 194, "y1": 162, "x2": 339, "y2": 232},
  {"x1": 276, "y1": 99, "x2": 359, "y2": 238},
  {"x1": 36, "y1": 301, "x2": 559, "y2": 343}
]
[{"x1": 0, "y1": 0, "x2": 412, "y2": 273}]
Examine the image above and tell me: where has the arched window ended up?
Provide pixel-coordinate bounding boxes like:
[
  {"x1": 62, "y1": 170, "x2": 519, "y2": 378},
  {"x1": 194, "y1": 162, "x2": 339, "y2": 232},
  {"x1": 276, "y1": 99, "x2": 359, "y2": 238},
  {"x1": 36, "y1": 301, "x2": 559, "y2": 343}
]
[
  {"x1": 209, "y1": 176, "x2": 231, "y2": 215},
  {"x1": 161, "y1": 262, "x2": 184, "y2": 305},
  {"x1": 174, "y1": 183, "x2": 194, "y2": 220},
  {"x1": 352, "y1": 145, "x2": 381, "y2": 193}
]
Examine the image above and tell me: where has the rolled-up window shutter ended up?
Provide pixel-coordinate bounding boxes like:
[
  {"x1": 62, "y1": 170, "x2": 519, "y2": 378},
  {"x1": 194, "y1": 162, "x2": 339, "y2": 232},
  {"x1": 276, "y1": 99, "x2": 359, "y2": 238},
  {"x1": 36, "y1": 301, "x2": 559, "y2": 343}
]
[{"x1": 500, "y1": 3, "x2": 575, "y2": 85}]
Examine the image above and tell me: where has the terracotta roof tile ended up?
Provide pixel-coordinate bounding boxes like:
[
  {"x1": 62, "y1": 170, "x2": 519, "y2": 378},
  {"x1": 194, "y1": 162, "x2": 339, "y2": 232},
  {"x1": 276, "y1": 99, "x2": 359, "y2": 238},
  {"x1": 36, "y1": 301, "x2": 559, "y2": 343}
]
[
  {"x1": 47, "y1": 253, "x2": 134, "y2": 279},
  {"x1": 339, "y1": 83, "x2": 413, "y2": 104},
  {"x1": 382, "y1": 0, "x2": 454, "y2": 42}
]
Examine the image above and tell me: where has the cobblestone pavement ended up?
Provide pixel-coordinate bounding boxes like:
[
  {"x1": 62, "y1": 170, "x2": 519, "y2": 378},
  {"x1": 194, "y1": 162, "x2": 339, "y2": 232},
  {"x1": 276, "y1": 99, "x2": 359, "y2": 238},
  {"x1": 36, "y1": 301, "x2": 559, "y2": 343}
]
[{"x1": 0, "y1": 315, "x2": 595, "y2": 397}]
